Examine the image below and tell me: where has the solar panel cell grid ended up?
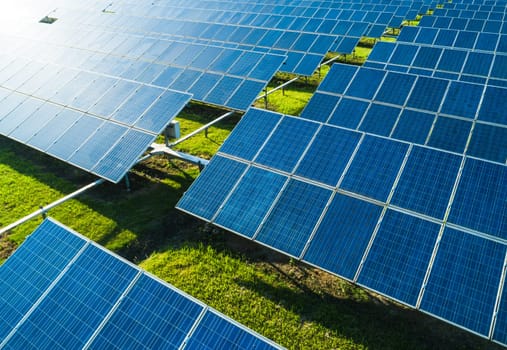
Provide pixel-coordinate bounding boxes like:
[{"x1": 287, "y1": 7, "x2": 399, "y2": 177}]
[
  {"x1": 391, "y1": 110, "x2": 434, "y2": 144},
  {"x1": 295, "y1": 126, "x2": 361, "y2": 186},
  {"x1": 391, "y1": 146, "x2": 462, "y2": 219},
  {"x1": 420, "y1": 228, "x2": 506, "y2": 336},
  {"x1": 467, "y1": 124, "x2": 507, "y2": 164},
  {"x1": 254, "y1": 116, "x2": 319, "y2": 173},
  {"x1": 0, "y1": 219, "x2": 282, "y2": 349},
  {"x1": 89, "y1": 274, "x2": 203, "y2": 350},
  {"x1": 340, "y1": 136, "x2": 408, "y2": 202},
  {"x1": 448, "y1": 159, "x2": 507, "y2": 239},
  {"x1": 4, "y1": 244, "x2": 138, "y2": 349},
  {"x1": 214, "y1": 166, "x2": 287, "y2": 238},
  {"x1": 304, "y1": 194, "x2": 383, "y2": 280},
  {"x1": 0, "y1": 220, "x2": 86, "y2": 340},
  {"x1": 358, "y1": 104, "x2": 401, "y2": 137},
  {"x1": 406, "y1": 76, "x2": 449, "y2": 112},
  {"x1": 255, "y1": 179, "x2": 332, "y2": 257},
  {"x1": 357, "y1": 210, "x2": 441, "y2": 306}
]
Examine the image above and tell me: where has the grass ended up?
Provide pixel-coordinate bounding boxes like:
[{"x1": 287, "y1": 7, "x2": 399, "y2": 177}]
[{"x1": 0, "y1": 41, "x2": 502, "y2": 349}]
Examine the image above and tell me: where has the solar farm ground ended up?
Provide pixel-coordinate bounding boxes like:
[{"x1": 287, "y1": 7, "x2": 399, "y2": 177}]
[{"x1": 0, "y1": 64, "x2": 502, "y2": 349}]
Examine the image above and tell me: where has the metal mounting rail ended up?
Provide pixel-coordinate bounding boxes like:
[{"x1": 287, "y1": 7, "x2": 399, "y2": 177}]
[
  {"x1": 150, "y1": 143, "x2": 209, "y2": 168},
  {"x1": 168, "y1": 111, "x2": 236, "y2": 147},
  {"x1": 0, "y1": 153, "x2": 158, "y2": 237}
]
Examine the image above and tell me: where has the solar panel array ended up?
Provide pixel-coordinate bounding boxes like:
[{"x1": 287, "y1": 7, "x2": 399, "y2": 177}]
[
  {"x1": 0, "y1": 0, "x2": 291, "y2": 182},
  {"x1": 0, "y1": 56, "x2": 191, "y2": 183},
  {"x1": 178, "y1": 0, "x2": 507, "y2": 345},
  {"x1": 365, "y1": 41, "x2": 507, "y2": 87},
  {"x1": 0, "y1": 218, "x2": 282, "y2": 350},
  {"x1": 44, "y1": 0, "x2": 433, "y2": 75},
  {"x1": 178, "y1": 106, "x2": 507, "y2": 345},
  {"x1": 300, "y1": 63, "x2": 507, "y2": 163}
]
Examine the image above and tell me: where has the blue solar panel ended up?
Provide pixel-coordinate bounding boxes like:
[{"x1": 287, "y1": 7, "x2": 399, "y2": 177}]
[
  {"x1": 440, "y1": 81, "x2": 483, "y2": 119},
  {"x1": 256, "y1": 179, "x2": 331, "y2": 257},
  {"x1": 205, "y1": 76, "x2": 243, "y2": 106},
  {"x1": 254, "y1": 116, "x2": 319, "y2": 173},
  {"x1": 318, "y1": 63, "x2": 358, "y2": 94},
  {"x1": 358, "y1": 210, "x2": 440, "y2": 306},
  {"x1": 47, "y1": 115, "x2": 103, "y2": 160},
  {"x1": 467, "y1": 124, "x2": 507, "y2": 164},
  {"x1": 427, "y1": 117, "x2": 472, "y2": 154},
  {"x1": 327, "y1": 97, "x2": 369, "y2": 129},
  {"x1": 0, "y1": 98, "x2": 44, "y2": 135},
  {"x1": 375, "y1": 72, "x2": 416, "y2": 106},
  {"x1": 187, "y1": 311, "x2": 279, "y2": 350},
  {"x1": 340, "y1": 136, "x2": 408, "y2": 202},
  {"x1": 91, "y1": 129, "x2": 155, "y2": 183},
  {"x1": 420, "y1": 228, "x2": 505, "y2": 336},
  {"x1": 135, "y1": 90, "x2": 191, "y2": 134},
  {"x1": 367, "y1": 42, "x2": 395, "y2": 63},
  {"x1": 177, "y1": 155, "x2": 247, "y2": 220},
  {"x1": 358, "y1": 104, "x2": 401, "y2": 137},
  {"x1": 220, "y1": 109, "x2": 281, "y2": 161},
  {"x1": 413, "y1": 47, "x2": 441, "y2": 69},
  {"x1": 89, "y1": 80, "x2": 139, "y2": 117},
  {"x1": 89, "y1": 274, "x2": 203, "y2": 350},
  {"x1": 4, "y1": 244, "x2": 138, "y2": 349},
  {"x1": 437, "y1": 49, "x2": 467, "y2": 73},
  {"x1": 493, "y1": 276, "x2": 507, "y2": 344},
  {"x1": 391, "y1": 147, "x2": 462, "y2": 219},
  {"x1": 189, "y1": 73, "x2": 222, "y2": 101},
  {"x1": 0, "y1": 220, "x2": 85, "y2": 340},
  {"x1": 391, "y1": 110, "x2": 434, "y2": 144},
  {"x1": 463, "y1": 52, "x2": 493, "y2": 77},
  {"x1": 300, "y1": 92, "x2": 340, "y2": 123},
  {"x1": 407, "y1": 77, "x2": 449, "y2": 112},
  {"x1": 295, "y1": 126, "x2": 361, "y2": 186},
  {"x1": 69, "y1": 123, "x2": 128, "y2": 170},
  {"x1": 345, "y1": 68, "x2": 386, "y2": 100},
  {"x1": 389, "y1": 44, "x2": 418, "y2": 66},
  {"x1": 304, "y1": 194, "x2": 382, "y2": 280},
  {"x1": 448, "y1": 159, "x2": 507, "y2": 239},
  {"x1": 478, "y1": 86, "x2": 507, "y2": 125},
  {"x1": 214, "y1": 166, "x2": 287, "y2": 238},
  {"x1": 0, "y1": 219, "x2": 282, "y2": 349}
]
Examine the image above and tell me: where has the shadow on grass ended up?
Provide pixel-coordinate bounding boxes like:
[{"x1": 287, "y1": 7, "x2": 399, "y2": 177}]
[
  {"x1": 0, "y1": 137, "x2": 200, "y2": 263},
  {"x1": 199, "y1": 227, "x2": 503, "y2": 350}
]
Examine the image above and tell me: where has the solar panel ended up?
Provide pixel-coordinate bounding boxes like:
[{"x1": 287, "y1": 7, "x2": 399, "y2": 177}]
[
  {"x1": 420, "y1": 227, "x2": 506, "y2": 337},
  {"x1": 0, "y1": 218, "x2": 282, "y2": 350},
  {"x1": 357, "y1": 210, "x2": 441, "y2": 307},
  {"x1": 0, "y1": 83, "x2": 191, "y2": 182}
]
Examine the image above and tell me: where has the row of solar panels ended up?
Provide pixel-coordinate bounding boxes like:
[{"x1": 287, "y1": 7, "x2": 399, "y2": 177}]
[
  {"x1": 432, "y1": 7, "x2": 507, "y2": 18},
  {"x1": 396, "y1": 26, "x2": 507, "y2": 53},
  {"x1": 111, "y1": 2, "x2": 410, "y2": 27},
  {"x1": 366, "y1": 41, "x2": 507, "y2": 86},
  {"x1": 420, "y1": 15, "x2": 507, "y2": 32},
  {"x1": 59, "y1": 13, "x2": 360, "y2": 69},
  {"x1": 0, "y1": 219, "x2": 282, "y2": 349},
  {"x1": 0, "y1": 58, "x2": 192, "y2": 182},
  {"x1": 302, "y1": 63, "x2": 505, "y2": 163},
  {"x1": 113, "y1": 0, "x2": 430, "y2": 20},
  {"x1": 2, "y1": 31, "x2": 284, "y2": 109},
  {"x1": 177, "y1": 107, "x2": 507, "y2": 345}
]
